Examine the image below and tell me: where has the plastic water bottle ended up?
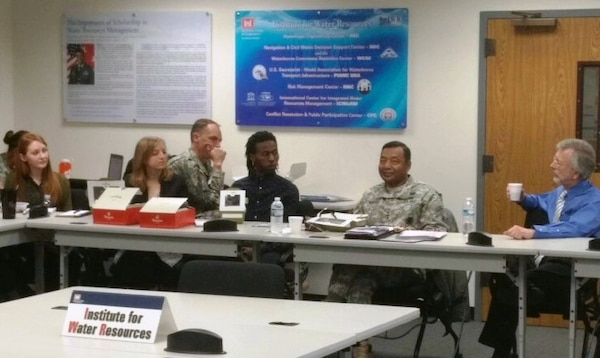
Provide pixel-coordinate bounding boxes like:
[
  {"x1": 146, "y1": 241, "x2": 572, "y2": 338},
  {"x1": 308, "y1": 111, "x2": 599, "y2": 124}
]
[
  {"x1": 270, "y1": 197, "x2": 284, "y2": 234},
  {"x1": 462, "y1": 197, "x2": 475, "y2": 236}
]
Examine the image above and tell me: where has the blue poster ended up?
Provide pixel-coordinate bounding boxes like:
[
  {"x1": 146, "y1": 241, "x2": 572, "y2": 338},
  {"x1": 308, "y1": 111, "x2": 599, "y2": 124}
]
[{"x1": 235, "y1": 9, "x2": 409, "y2": 129}]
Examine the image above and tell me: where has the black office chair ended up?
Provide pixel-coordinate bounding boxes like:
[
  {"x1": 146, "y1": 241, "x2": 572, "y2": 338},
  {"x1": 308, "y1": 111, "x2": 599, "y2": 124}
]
[
  {"x1": 372, "y1": 208, "x2": 468, "y2": 358},
  {"x1": 70, "y1": 188, "x2": 90, "y2": 210},
  {"x1": 67, "y1": 188, "x2": 109, "y2": 286},
  {"x1": 68, "y1": 178, "x2": 88, "y2": 191},
  {"x1": 520, "y1": 208, "x2": 600, "y2": 358},
  {"x1": 258, "y1": 199, "x2": 314, "y2": 297},
  {"x1": 279, "y1": 199, "x2": 315, "y2": 264},
  {"x1": 177, "y1": 260, "x2": 286, "y2": 299}
]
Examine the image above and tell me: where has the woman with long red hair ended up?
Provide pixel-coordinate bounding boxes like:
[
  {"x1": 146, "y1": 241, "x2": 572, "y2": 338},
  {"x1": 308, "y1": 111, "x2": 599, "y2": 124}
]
[
  {"x1": 3, "y1": 133, "x2": 72, "y2": 292},
  {"x1": 5, "y1": 132, "x2": 71, "y2": 211}
]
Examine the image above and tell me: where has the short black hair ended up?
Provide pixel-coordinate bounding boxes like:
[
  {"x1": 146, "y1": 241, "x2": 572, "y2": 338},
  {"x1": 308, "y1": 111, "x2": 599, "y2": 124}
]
[
  {"x1": 245, "y1": 131, "x2": 277, "y2": 174},
  {"x1": 190, "y1": 118, "x2": 218, "y2": 142},
  {"x1": 382, "y1": 141, "x2": 411, "y2": 162}
]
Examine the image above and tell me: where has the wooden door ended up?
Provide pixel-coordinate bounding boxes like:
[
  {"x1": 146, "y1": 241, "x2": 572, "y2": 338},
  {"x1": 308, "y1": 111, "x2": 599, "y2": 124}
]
[{"x1": 484, "y1": 17, "x2": 600, "y2": 235}]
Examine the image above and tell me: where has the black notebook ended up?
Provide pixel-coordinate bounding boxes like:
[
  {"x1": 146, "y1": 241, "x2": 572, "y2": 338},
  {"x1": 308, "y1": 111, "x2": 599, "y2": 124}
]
[{"x1": 344, "y1": 226, "x2": 396, "y2": 240}]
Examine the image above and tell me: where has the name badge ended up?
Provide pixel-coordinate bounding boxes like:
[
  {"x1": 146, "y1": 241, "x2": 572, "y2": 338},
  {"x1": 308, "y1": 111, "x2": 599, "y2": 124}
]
[{"x1": 62, "y1": 290, "x2": 176, "y2": 343}]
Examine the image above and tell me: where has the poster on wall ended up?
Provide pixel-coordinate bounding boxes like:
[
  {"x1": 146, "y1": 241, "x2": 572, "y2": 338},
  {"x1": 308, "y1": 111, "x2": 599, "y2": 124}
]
[
  {"x1": 235, "y1": 8, "x2": 408, "y2": 129},
  {"x1": 63, "y1": 11, "x2": 212, "y2": 124}
]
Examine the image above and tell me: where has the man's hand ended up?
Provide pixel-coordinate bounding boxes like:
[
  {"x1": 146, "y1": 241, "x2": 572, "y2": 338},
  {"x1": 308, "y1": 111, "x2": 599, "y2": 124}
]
[
  {"x1": 505, "y1": 186, "x2": 526, "y2": 202},
  {"x1": 210, "y1": 147, "x2": 227, "y2": 170},
  {"x1": 504, "y1": 225, "x2": 535, "y2": 240}
]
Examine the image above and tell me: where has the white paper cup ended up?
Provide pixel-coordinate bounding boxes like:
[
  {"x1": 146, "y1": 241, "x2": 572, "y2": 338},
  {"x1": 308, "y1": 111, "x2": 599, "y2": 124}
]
[
  {"x1": 508, "y1": 183, "x2": 523, "y2": 201},
  {"x1": 16, "y1": 202, "x2": 28, "y2": 213},
  {"x1": 288, "y1": 216, "x2": 304, "y2": 234}
]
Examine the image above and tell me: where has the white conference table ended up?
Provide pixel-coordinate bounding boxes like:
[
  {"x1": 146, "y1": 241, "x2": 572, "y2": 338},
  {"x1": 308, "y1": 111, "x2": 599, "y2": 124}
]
[
  {"x1": 0, "y1": 285, "x2": 419, "y2": 357},
  {"x1": 534, "y1": 237, "x2": 600, "y2": 358},
  {"x1": 25, "y1": 215, "x2": 268, "y2": 288},
  {"x1": 0, "y1": 215, "x2": 46, "y2": 292},
  {"x1": 0, "y1": 216, "x2": 27, "y2": 247},
  {"x1": 26, "y1": 215, "x2": 540, "y2": 357},
  {"x1": 24, "y1": 215, "x2": 528, "y2": 288},
  {"x1": 22, "y1": 216, "x2": 550, "y2": 357},
  {"x1": 289, "y1": 231, "x2": 544, "y2": 358}
]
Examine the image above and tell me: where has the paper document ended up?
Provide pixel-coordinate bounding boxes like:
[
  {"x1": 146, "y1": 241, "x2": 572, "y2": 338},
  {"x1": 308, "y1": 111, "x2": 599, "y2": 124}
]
[
  {"x1": 194, "y1": 218, "x2": 208, "y2": 228},
  {"x1": 306, "y1": 212, "x2": 368, "y2": 231},
  {"x1": 379, "y1": 230, "x2": 447, "y2": 243},
  {"x1": 301, "y1": 194, "x2": 352, "y2": 202},
  {"x1": 140, "y1": 197, "x2": 188, "y2": 213},
  {"x1": 56, "y1": 210, "x2": 92, "y2": 218},
  {"x1": 93, "y1": 187, "x2": 139, "y2": 210}
]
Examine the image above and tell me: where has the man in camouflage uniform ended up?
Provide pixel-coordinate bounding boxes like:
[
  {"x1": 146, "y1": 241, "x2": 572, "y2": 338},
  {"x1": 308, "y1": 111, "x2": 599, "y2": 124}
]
[
  {"x1": 325, "y1": 141, "x2": 447, "y2": 358},
  {"x1": 67, "y1": 48, "x2": 94, "y2": 85},
  {"x1": 168, "y1": 119, "x2": 226, "y2": 217}
]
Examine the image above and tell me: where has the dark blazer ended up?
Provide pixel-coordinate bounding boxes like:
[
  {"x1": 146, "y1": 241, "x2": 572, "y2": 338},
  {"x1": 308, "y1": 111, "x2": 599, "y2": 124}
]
[{"x1": 130, "y1": 173, "x2": 189, "y2": 204}]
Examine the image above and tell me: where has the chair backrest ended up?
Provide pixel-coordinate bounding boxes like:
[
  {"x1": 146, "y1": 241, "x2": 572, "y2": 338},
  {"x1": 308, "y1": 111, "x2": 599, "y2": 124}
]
[
  {"x1": 71, "y1": 188, "x2": 90, "y2": 210},
  {"x1": 177, "y1": 260, "x2": 286, "y2": 299},
  {"x1": 297, "y1": 199, "x2": 315, "y2": 218},
  {"x1": 441, "y1": 207, "x2": 459, "y2": 233},
  {"x1": 68, "y1": 178, "x2": 88, "y2": 190},
  {"x1": 524, "y1": 208, "x2": 549, "y2": 228}
]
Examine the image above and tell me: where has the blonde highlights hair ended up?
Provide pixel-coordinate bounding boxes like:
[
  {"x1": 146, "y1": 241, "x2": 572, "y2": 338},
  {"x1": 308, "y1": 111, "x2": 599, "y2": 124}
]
[{"x1": 131, "y1": 136, "x2": 172, "y2": 191}]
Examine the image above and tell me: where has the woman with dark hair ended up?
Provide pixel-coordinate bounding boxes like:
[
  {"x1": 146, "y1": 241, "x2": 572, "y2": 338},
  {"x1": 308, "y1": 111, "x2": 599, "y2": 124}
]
[
  {"x1": 0, "y1": 130, "x2": 32, "y2": 301},
  {"x1": 111, "y1": 136, "x2": 189, "y2": 290},
  {"x1": 0, "y1": 130, "x2": 29, "y2": 188}
]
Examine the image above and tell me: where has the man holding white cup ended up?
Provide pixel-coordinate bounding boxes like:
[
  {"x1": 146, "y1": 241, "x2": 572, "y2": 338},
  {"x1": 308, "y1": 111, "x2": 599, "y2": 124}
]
[
  {"x1": 480, "y1": 138, "x2": 600, "y2": 357},
  {"x1": 502, "y1": 138, "x2": 600, "y2": 240},
  {"x1": 507, "y1": 183, "x2": 523, "y2": 201}
]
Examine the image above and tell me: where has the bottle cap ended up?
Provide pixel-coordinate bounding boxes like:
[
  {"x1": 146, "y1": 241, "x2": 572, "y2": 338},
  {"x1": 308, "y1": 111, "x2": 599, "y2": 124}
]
[{"x1": 274, "y1": 197, "x2": 281, "y2": 200}]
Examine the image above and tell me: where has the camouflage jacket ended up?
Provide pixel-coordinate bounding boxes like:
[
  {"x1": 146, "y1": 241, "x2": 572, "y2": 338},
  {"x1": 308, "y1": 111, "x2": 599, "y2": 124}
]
[
  {"x1": 354, "y1": 175, "x2": 448, "y2": 231},
  {"x1": 168, "y1": 148, "x2": 224, "y2": 216}
]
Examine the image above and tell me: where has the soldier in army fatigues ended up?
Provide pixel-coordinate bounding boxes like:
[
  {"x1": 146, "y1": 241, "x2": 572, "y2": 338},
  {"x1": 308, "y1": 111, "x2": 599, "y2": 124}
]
[
  {"x1": 326, "y1": 141, "x2": 448, "y2": 357},
  {"x1": 168, "y1": 119, "x2": 226, "y2": 217},
  {"x1": 67, "y1": 48, "x2": 94, "y2": 85},
  {"x1": 326, "y1": 141, "x2": 448, "y2": 305}
]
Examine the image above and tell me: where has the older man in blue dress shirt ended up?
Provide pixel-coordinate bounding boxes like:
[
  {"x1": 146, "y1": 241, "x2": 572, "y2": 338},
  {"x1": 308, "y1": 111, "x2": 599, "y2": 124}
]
[{"x1": 480, "y1": 138, "x2": 600, "y2": 358}]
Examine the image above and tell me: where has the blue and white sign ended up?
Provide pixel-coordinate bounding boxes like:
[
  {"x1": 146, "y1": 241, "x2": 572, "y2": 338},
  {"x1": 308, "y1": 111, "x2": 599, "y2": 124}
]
[
  {"x1": 62, "y1": 290, "x2": 176, "y2": 343},
  {"x1": 235, "y1": 8, "x2": 409, "y2": 129}
]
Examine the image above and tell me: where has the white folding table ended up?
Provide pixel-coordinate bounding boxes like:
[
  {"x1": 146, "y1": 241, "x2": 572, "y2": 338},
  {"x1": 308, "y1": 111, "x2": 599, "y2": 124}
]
[{"x1": 0, "y1": 286, "x2": 419, "y2": 357}]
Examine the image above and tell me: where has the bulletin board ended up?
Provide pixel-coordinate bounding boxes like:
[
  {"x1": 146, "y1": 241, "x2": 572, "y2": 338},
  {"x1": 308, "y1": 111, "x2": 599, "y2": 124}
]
[
  {"x1": 235, "y1": 8, "x2": 409, "y2": 129},
  {"x1": 63, "y1": 11, "x2": 212, "y2": 124}
]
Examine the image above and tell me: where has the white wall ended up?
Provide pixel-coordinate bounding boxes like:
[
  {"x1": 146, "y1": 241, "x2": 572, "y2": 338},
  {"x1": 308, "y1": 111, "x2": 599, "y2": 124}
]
[
  {"x1": 6, "y1": 0, "x2": 600, "y2": 222},
  {"x1": 0, "y1": 0, "x2": 14, "y2": 138}
]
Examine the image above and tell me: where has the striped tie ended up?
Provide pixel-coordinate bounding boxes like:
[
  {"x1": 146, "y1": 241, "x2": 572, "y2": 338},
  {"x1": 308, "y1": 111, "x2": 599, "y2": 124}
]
[
  {"x1": 553, "y1": 190, "x2": 567, "y2": 223},
  {"x1": 535, "y1": 189, "x2": 567, "y2": 267}
]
